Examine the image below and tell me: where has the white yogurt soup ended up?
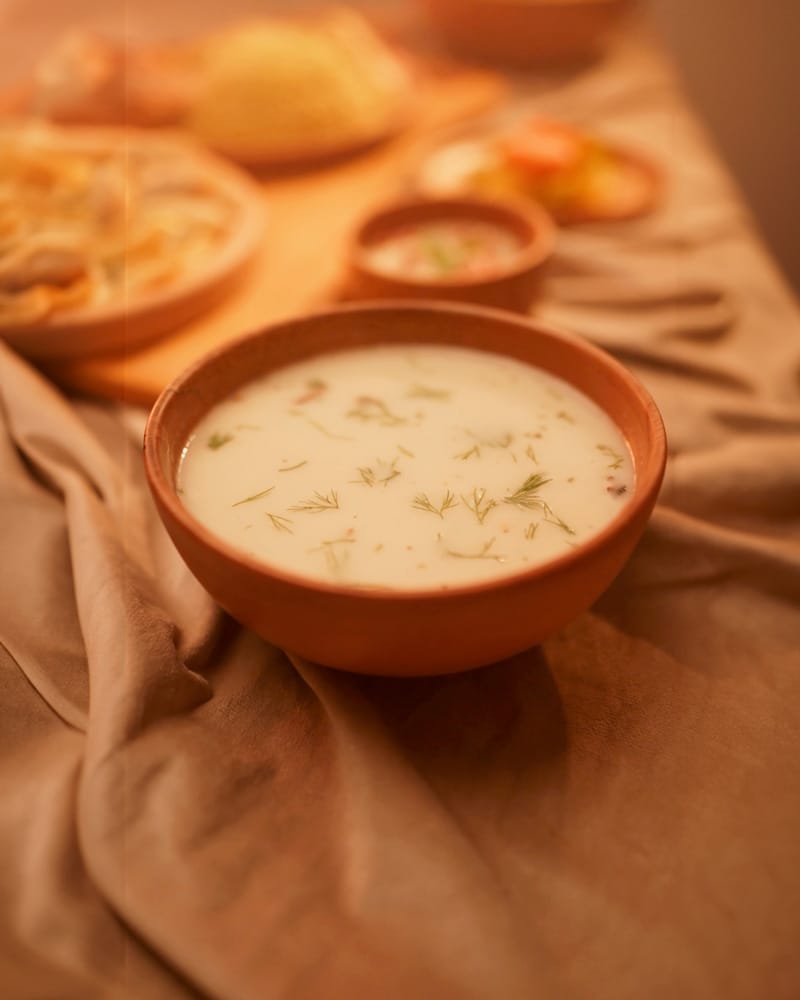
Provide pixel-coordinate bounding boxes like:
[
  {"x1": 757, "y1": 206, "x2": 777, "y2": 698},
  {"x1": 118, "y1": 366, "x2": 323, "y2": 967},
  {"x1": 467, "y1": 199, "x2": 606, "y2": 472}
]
[{"x1": 177, "y1": 343, "x2": 634, "y2": 590}]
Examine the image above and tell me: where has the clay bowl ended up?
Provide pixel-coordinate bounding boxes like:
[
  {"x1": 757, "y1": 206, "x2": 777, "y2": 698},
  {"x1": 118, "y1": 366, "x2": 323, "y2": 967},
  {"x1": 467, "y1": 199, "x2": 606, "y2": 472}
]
[
  {"x1": 144, "y1": 301, "x2": 666, "y2": 676},
  {"x1": 416, "y1": 0, "x2": 634, "y2": 66},
  {"x1": 347, "y1": 195, "x2": 555, "y2": 312},
  {"x1": 0, "y1": 125, "x2": 265, "y2": 362}
]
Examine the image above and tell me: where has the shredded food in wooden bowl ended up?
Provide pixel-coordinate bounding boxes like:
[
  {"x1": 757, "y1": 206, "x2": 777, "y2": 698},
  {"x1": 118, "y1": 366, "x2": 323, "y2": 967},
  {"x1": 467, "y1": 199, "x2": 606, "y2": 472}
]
[{"x1": 0, "y1": 123, "x2": 240, "y2": 328}]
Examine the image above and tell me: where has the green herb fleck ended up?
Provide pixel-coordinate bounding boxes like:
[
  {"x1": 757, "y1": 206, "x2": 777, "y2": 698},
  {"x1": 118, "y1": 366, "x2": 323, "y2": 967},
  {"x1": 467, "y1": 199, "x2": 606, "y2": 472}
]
[
  {"x1": 207, "y1": 432, "x2": 233, "y2": 450},
  {"x1": 423, "y1": 234, "x2": 461, "y2": 274},
  {"x1": 468, "y1": 430, "x2": 513, "y2": 450},
  {"x1": 232, "y1": 487, "x2": 275, "y2": 507},
  {"x1": 352, "y1": 457, "x2": 400, "y2": 488},
  {"x1": 354, "y1": 467, "x2": 376, "y2": 488},
  {"x1": 525, "y1": 444, "x2": 538, "y2": 463},
  {"x1": 525, "y1": 522, "x2": 538, "y2": 540},
  {"x1": 293, "y1": 378, "x2": 328, "y2": 405},
  {"x1": 278, "y1": 460, "x2": 308, "y2": 473},
  {"x1": 556, "y1": 410, "x2": 575, "y2": 424},
  {"x1": 412, "y1": 490, "x2": 458, "y2": 519},
  {"x1": 346, "y1": 395, "x2": 406, "y2": 427},
  {"x1": 266, "y1": 513, "x2": 294, "y2": 533},
  {"x1": 504, "y1": 472, "x2": 575, "y2": 535},
  {"x1": 407, "y1": 383, "x2": 451, "y2": 400},
  {"x1": 445, "y1": 537, "x2": 504, "y2": 562},
  {"x1": 288, "y1": 490, "x2": 339, "y2": 514},
  {"x1": 311, "y1": 535, "x2": 355, "y2": 572},
  {"x1": 462, "y1": 488, "x2": 497, "y2": 525},
  {"x1": 503, "y1": 472, "x2": 552, "y2": 509},
  {"x1": 597, "y1": 444, "x2": 625, "y2": 470},
  {"x1": 397, "y1": 444, "x2": 415, "y2": 458},
  {"x1": 455, "y1": 444, "x2": 480, "y2": 461},
  {"x1": 542, "y1": 508, "x2": 575, "y2": 534}
]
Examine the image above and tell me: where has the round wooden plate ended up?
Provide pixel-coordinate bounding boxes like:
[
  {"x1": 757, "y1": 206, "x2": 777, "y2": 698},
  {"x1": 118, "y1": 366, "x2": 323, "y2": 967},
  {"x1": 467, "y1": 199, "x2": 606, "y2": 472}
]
[
  {"x1": 0, "y1": 125, "x2": 265, "y2": 362},
  {"x1": 416, "y1": 134, "x2": 662, "y2": 226}
]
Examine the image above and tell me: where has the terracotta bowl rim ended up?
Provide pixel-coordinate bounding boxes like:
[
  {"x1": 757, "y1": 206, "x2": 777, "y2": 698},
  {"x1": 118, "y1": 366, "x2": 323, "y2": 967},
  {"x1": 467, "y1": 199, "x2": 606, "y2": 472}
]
[
  {"x1": 351, "y1": 194, "x2": 557, "y2": 290},
  {"x1": 144, "y1": 300, "x2": 666, "y2": 604}
]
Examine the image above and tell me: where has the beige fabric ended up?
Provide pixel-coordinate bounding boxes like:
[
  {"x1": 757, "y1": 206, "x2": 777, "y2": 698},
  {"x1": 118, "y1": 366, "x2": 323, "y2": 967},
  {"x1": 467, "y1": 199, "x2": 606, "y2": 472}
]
[{"x1": 2, "y1": 9, "x2": 800, "y2": 1000}]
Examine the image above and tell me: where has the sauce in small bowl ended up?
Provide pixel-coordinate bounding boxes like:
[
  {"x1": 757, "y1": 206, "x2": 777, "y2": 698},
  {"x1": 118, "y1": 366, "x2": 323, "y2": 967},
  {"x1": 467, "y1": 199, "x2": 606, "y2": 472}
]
[{"x1": 348, "y1": 195, "x2": 555, "y2": 312}]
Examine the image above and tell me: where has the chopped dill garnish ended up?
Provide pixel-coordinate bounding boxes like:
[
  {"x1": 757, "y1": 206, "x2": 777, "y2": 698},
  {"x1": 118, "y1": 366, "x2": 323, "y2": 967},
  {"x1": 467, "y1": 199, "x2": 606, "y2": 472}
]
[
  {"x1": 278, "y1": 460, "x2": 308, "y2": 473},
  {"x1": 266, "y1": 513, "x2": 293, "y2": 533},
  {"x1": 542, "y1": 509, "x2": 575, "y2": 534},
  {"x1": 468, "y1": 430, "x2": 513, "y2": 449},
  {"x1": 412, "y1": 490, "x2": 458, "y2": 519},
  {"x1": 423, "y1": 234, "x2": 460, "y2": 274},
  {"x1": 556, "y1": 411, "x2": 575, "y2": 424},
  {"x1": 407, "y1": 383, "x2": 451, "y2": 400},
  {"x1": 310, "y1": 535, "x2": 355, "y2": 572},
  {"x1": 293, "y1": 378, "x2": 328, "y2": 405},
  {"x1": 597, "y1": 444, "x2": 624, "y2": 470},
  {"x1": 525, "y1": 522, "x2": 538, "y2": 540},
  {"x1": 445, "y1": 537, "x2": 504, "y2": 562},
  {"x1": 525, "y1": 444, "x2": 538, "y2": 463},
  {"x1": 503, "y1": 472, "x2": 575, "y2": 535},
  {"x1": 455, "y1": 444, "x2": 480, "y2": 461},
  {"x1": 354, "y1": 467, "x2": 376, "y2": 488},
  {"x1": 461, "y1": 488, "x2": 497, "y2": 525},
  {"x1": 288, "y1": 490, "x2": 339, "y2": 513},
  {"x1": 207, "y1": 432, "x2": 233, "y2": 450},
  {"x1": 503, "y1": 472, "x2": 552, "y2": 508},
  {"x1": 397, "y1": 444, "x2": 415, "y2": 458},
  {"x1": 346, "y1": 395, "x2": 406, "y2": 426},
  {"x1": 232, "y1": 486, "x2": 274, "y2": 507},
  {"x1": 352, "y1": 457, "x2": 400, "y2": 488}
]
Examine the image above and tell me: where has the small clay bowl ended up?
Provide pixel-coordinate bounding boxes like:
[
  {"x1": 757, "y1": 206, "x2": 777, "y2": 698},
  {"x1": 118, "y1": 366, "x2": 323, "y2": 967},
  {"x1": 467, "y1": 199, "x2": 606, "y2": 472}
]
[
  {"x1": 144, "y1": 301, "x2": 666, "y2": 677},
  {"x1": 348, "y1": 196, "x2": 555, "y2": 313},
  {"x1": 415, "y1": 0, "x2": 634, "y2": 66}
]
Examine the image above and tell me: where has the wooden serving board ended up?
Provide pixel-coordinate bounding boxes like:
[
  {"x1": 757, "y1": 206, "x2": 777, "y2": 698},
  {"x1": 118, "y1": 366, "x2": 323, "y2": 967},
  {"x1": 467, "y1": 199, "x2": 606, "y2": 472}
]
[{"x1": 48, "y1": 65, "x2": 506, "y2": 406}]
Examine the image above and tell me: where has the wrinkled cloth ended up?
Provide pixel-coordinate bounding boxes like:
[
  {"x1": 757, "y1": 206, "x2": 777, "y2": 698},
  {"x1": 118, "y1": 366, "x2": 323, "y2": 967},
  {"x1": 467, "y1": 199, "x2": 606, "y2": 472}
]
[{"x1": 2, "y1": 13, "x2": 800, "y2": 1000}]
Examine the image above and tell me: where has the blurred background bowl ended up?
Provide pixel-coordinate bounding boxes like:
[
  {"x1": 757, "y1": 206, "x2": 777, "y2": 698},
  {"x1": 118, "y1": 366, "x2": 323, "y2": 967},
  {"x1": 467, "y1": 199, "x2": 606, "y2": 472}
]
[
  {"x1": 144, "y1": 301, "x2": 666, "y2": 676},
  {"x1": 415, "y1": 0, "x2": 635, "y2": 66},
  {"x1": 348, "y1": 195, "x2": 555, "y2": 312}
]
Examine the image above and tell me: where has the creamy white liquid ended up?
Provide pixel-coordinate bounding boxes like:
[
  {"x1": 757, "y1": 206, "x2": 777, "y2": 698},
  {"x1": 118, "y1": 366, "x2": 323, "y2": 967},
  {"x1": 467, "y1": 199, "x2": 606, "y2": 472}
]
[{"x1": 178, "y1": 344, "x2": 633, "y2": 590}]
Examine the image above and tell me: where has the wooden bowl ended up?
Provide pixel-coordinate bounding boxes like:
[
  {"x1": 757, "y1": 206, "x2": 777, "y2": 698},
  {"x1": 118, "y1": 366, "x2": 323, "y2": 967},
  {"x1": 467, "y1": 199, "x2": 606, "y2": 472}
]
[
  {"x1": 347, "y1": 195, "x2": 555, "y2": 312},
  {"x1": 416, "y1": 0, "x2": 634, "y2": 66},
  {"x1": 418, "y1": 135, "x2": 662, "y2": 226},
  {"x1": 0, "y1": 126, "x2": 265, "y2": 362},
  {"x1": 144, "y1": 301, "x2": 666, "y2": 676}
]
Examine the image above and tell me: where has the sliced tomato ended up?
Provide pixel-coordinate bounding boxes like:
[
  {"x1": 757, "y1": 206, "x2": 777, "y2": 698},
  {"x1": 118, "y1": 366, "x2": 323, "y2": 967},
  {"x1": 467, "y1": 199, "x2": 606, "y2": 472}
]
[{"x1": 499, "y1": 118, "x2": 586, "y2": 177}]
